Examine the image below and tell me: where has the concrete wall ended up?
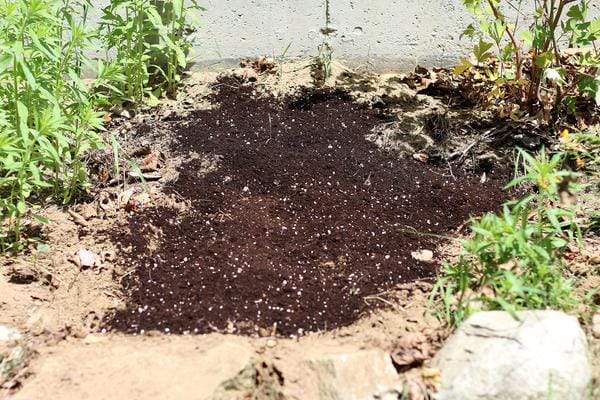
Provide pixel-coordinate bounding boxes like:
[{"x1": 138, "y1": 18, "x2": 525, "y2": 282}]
[
  {"x1": 195, "y1": 0, "x2": 474, "y2": 70},
  {"x1": 94, "y1": 1, "x2": 600, "y2": 71}
]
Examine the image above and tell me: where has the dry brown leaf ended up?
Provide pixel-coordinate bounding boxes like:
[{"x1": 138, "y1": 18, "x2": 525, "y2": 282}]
[{"x1": 498, "y1": 260, "x2": 517, "y2": 271}]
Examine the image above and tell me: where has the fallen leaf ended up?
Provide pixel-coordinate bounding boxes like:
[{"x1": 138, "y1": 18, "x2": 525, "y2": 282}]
[
  {"x1": 126, "y1": 191, "x2": 151, "y2": 213},
  {"x1": 128, "y1": 171, "x2": 162, "y2": 181},
  {"x1": 498, "y1": 260, "x2": 517, "y2": 271},
  {"x1": 240, "y1": 57, "x2": 277, "y2": 74},
  {"x1": 480, "y1": 285, "x2": 495, "y2": 298},
  {"x1": 242, "y1": 68, "x2": 259, "y2": 82},
  {"x1": 421, "y1": 367, "x2": 441, "y2": 389},
  {"x1": 319, "y1": 261, "x2": 336, "y2": 269},
  {"x1": 453, "y1": 58, "x2": 473, "y2": 75},
  {"x1": 118, "y1": 188, "x2": 137, "y2": 209}
]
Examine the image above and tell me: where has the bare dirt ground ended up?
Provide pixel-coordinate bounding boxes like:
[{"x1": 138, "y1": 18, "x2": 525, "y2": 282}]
[{"x1": 1, "y1": 61, "x2": 598, "y2": 399}]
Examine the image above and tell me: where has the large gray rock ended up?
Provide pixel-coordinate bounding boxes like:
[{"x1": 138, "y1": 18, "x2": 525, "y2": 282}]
[
  {"x1": 433, "y1": 311, "x2": 592, "y2": 400},
  {"x1": 303, "y1": 349, "x2": 402, "y2": 400}
]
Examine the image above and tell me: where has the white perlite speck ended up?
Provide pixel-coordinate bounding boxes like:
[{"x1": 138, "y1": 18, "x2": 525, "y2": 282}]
[{"x1": 433, "y1": 310, "x2": 592, "y2": 400}]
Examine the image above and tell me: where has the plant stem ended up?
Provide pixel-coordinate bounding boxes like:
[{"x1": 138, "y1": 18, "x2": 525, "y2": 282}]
[{"x1": 487, "y1": 0, "x2": 523, "y2": 82}]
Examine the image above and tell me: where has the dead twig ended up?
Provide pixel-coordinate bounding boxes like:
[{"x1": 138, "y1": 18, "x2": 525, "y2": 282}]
[
  {"x1": 364, "y1": 295, "x2": 402, "y2": 310},
  {"x1": 456, "y1": 128, "x2": 495, "y2": 165}
]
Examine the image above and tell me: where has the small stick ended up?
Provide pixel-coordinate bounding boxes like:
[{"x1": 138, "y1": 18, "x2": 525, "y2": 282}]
[
  {"x1": 68, "y1": 209, "x2": 88, "y2": 227},
  {"x1": 456, "y1": 128, "x2": 495, "y2": 165}
]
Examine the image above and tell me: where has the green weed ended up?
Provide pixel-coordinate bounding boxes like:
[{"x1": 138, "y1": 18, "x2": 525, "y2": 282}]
[
  {"x1": 433, "y1": 149, "x2": 582, "y2": 325},
  {"x1": 311, "y1": 0, "x2": 334, "y2": 86}
]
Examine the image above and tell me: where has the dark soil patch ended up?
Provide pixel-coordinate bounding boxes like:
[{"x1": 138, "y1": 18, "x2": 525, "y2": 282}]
[{"x1": 107, "y1": 77, "x2": 509, "y2": 336}]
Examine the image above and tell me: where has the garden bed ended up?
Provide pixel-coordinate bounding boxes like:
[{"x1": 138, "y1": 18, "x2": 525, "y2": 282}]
[{"x1": 105, "y1": 75, "x2": 508, "y2": 336}]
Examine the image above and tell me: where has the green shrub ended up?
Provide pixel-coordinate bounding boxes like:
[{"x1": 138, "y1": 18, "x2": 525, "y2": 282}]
[
  {"x1": 433, "y1": 149, "x2": 582, "y2": 325},
  {"x1": 0, "y1": 0, "x2": 202, "y2": 251},
  {"x1": 0, "y1": 0, "x2": 103, "y2": 251},
  {"x1": 458, "y1": 0, "x2": 600, "y2": 114}
]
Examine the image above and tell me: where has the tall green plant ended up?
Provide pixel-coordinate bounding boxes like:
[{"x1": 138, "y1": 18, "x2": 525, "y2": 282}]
[
  {"x1": 0, "y1": 0, "x2": 103, "y2": 251},
  {"x1": 151, "y1": 0, "x2": 202, "y2": 95},
  {"x1": 99, "y1": 0, "x2": 201, "y2": 104}
]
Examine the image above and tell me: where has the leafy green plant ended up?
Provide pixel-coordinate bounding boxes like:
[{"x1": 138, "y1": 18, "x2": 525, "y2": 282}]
[
  {"x1": 0, "y1": 0, "x2": 202, "y2": 252},
  {"x1": 433, "y1": 149, "x2": 582, "y2": 325},
  {"x1": 311, "y1": 42, "x2": 333, "y2": 86},
  {"x1": 99, "y1": 0, "x2": 201, "y2": 104},
  {"x1": 458, "y1": 0, "x2": 600, "y2": 115},
  {"x1": 0, "y1": 0, "x2": 103, "y2": 251}
]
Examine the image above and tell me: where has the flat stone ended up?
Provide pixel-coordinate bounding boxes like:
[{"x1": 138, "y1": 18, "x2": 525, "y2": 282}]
[
  {"x1": 433, "y1": 310, "x2": 591, "y2": 400},
  {"x1": 304, "y1": 349, "x2": 402, "y2": 400},
  {"x1": 12, "y1": 337, "x2": 255, "y2": 400}
]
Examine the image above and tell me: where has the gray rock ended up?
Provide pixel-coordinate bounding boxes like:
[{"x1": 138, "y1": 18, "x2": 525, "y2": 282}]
[
  {"x1": 433, "y1": 310, "x2": 592, "y2": 400},
  {"x1": 304, "y1": 349, "x2": 402, "y2": 400},
  {"x1": 0, "y1": 326, "x2": 21, "y2": 343}
]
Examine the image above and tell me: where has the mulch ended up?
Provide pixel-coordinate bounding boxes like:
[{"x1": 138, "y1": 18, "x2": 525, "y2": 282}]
[{"x1": 106, "y1": 77, "x2": 509, "y2": 336}]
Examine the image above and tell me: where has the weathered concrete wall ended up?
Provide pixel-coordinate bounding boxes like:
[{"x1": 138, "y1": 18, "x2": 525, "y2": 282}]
[
  {"x1": 195, "y1": 0, "x2": 474, "y2": 70},
  {"x1": 94, "y1": 1, "x2": 600, "y2": 71}
]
